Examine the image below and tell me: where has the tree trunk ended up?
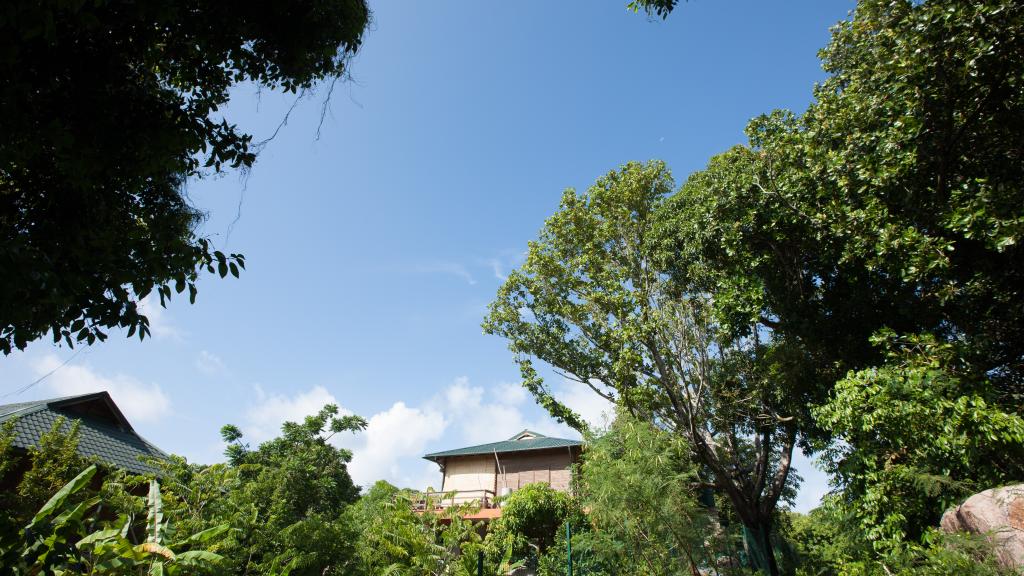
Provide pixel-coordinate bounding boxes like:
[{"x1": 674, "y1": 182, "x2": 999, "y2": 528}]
[{"x1": 743, "y1": 516, "x2": 779, "y2": 576}]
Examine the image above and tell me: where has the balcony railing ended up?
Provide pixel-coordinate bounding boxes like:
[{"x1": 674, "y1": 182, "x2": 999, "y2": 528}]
[{"x1": 413, "y1": 489, "x2": 496, "y2": 511}]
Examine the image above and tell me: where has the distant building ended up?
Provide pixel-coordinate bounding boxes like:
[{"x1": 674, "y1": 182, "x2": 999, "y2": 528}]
[
  {"x1": 421, "y1": 430, "x2": 582, "y2": 520},
  {"x1": 0, "y1": 392, "x2": 167, "y2": 477}
]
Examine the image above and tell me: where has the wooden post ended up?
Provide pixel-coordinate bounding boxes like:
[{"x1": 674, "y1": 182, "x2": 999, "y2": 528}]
[{"x1": 478, "y1": 549, "x2": 483, "y2": 576}]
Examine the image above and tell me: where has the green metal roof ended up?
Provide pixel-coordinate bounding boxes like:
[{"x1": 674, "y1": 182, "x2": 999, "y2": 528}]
[
  {"x1": 0, "y1": 392, "x2": 167, "y2": 474},
  {"x1": 423, "y1": 429, "x2": 582, "y2": 463}
]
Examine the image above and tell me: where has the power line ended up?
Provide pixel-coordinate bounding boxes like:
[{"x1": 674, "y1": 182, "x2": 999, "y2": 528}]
[{"x1": 0, "y1": 348, "x2": 83, "y2": 399}]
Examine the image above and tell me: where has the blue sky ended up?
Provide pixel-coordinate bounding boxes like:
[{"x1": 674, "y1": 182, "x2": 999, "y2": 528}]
[{"x1": 1, "y1": 0, "x2": 855, "y2": 512}]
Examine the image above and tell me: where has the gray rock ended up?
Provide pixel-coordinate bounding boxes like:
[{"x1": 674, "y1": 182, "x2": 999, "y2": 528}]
[{"x1": 941, "y1": 484, "x2": 1024, "y2": 570}]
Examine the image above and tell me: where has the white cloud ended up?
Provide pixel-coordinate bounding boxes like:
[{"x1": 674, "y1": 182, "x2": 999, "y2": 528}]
[
  {"x1": 494, "y1": 381, "x2": 528, "y2": 406},
  {"x1": 236, "y1": 385, "x2": 447, "y2": 489},
  {"x1": 235, "y1": 376, "x2": 605, "y2": 492},
  {"x1": 433, "y1": 377, "x2": 573, "y2": 448},
  {"x1": 33, "y1": 354, "x2": 171, "y2": 423},
  {"x1": 195, "y1": 350, "x2": 227, "y2": 376},
  {"x1": 552, "y1": 379, "x2": 615, "y2": 431},
  {"x1": 137, "y1": 294, "x2": 184, "y2": 340},
  {"x1": 243, "y1": 385, "x2": 341, "y2": 443},
  {"x1": 486, "y1": 258, "x2": 508, "y2": 282},
  {"x1": 348, "y1": 401, "x2": 447, "y2": 489}
]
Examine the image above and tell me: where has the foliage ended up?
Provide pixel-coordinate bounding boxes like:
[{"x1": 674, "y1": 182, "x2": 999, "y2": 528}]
[
  {"x1": 15, "y1": 417, "x2": 90, "y2": 514},
  {"x1": 627, "y1": 0, "x2": 681, "y2": 19},
  {"x1": 181, "y1": 403, "x2": 367, "y2": 575},
  {"x1": 0, "y1": 0, "x2": 370, "y2": 354},
  {"x1": 575, "y1": 411, "x2": 710, "y2": 575},
  {"x1": 484, "y1": 160, "x2": 806, "y2": 574},
  {"x1": 1, "y1": 464, "x2": 227, "y2": 575},
  {"x1": 347, "y1": 480, "x2": 499, "y2": 576},
  {"x1": 2, "y1": 403, "x2": 371, "y2": 575},
  {"x1": 0, "y1": 416, "x2": 93, "y2": 539},
  {"x1": 0, "y1": 420, "x2": 16, "y2": 478},
  {"x1": 813, "y1": 334, "x2": 1024, "y2": 552},
  {"x1": 491, "y1": 482, "x2": 585, "y2": 560},
  {"x1": 662, "y1": 0, "x2": 1024, "y2": 406},
  {"x1": 624, "y1": 0, "x2": 1024, "y2": 569},
  {"x1": 784, "y1": 506, "x2": 1015, "y2": 576}
]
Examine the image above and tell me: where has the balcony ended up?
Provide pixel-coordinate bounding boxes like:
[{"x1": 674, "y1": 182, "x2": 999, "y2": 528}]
[{"x1": 413, "y1": 489, "x2": 498, "y2": 514}]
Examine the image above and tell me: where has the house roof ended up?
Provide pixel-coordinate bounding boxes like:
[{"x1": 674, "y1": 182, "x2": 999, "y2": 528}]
[
  {"x1": 0, "y1": 392, "x2": 167, "y2": 474},
  {"x1": 423, "y1": 429, "x2": 582, "y2": 463}
]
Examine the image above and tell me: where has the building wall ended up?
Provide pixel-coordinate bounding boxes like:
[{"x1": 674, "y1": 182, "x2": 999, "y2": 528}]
[
  {"x1": 495, "y1": 448, "x2": 577, "y2": 494},
  {"x1": 441, "y1": 454, "x2": 496, "y2": 505}
]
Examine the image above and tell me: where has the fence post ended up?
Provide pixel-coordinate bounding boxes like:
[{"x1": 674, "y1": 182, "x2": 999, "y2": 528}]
[
  {"x1": 566, "y1": 521, "x2": 572, "y2": 576},
  {"x1": 478, "y1": 550, "x2": 484, "y2": 576}
]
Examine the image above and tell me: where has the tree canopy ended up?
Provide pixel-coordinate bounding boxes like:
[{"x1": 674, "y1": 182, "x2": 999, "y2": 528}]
[
  {"x1": 0, "y1": 0, "x2": 370, "y2": 354},
  {"x1": 486, "y1": 0, "x2": 1024, "y2": 572}
]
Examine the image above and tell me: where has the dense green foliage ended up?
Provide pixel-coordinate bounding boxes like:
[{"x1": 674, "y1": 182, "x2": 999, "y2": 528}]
[
  {"x1": 573, "y1": 412, "x2": 714, "y2": 575},
  {"x1": 0, "y1": 0, "x2": 369, "y2": 354},
  {"x1": 0, "y1": 417, "x2": 91, "y2": 538},
  {"x1": 665, "y1": 0, "x2": 1024, "y2": 403},
  {"x1": 485, "y1": 0, "x2": 1024, "y2": 573},
  {"x1": 1, "y1": 458, "x2": 227, "y2": 574},
  {"x1": 813, "y1": 335, "x2": 1024, "y2": 553},
  {"x1": 784, "y1": 507, "x2": 1012, "y2": 576},
  {"x1": 0, "y1": 405, "x2": 368, "y2": 575},
  {"x1": 658, "y1": 0, "x2": 1024, "y2": 568},
  {"x1": 484, "y1": 482, "x2": 585, "y2": 573},
  {"x1": 347, "y1": 481, "x2": 501, "y2": 576}
]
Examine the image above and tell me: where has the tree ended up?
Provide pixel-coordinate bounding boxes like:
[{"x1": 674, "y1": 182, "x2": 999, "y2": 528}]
[
  {"x1": 215, "y1": 404, "x2": 367, "y2": 575},
  {"x1": 0, "y1": 417, "x2": 92, "y2": 536},
  {"x1": 575, "y1": 411, "x2": 710, "y2": 575},
  {"x1": 484, "y1": 161, "x2": 807, "y2": 575},
  {"x1": 653, "y1": 0, "x2": 1024, "y2": 563},
  {"x1": 661, "y1": 0, "x2": 1024, "y2": 407},
  {"x1": 0, "y1": 0, "x2": 370, "y2": 354},
  {"x1": 813, "y1": 334, "x2": 1024, "y2": 553},
  {"x1": 491, "y1": 483, "x2": 584, "y2": 559},
  {"x1": 627, "y1": 0, "x2": 682, "y2": 19}
]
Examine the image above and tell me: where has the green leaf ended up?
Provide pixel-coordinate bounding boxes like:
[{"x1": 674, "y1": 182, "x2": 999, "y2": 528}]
[
  {"x1": 169, "y1": 524, "x2": 230, "y2": 548},
  {"x1": 77, "y1": 528, "x2": 122, "y2": 548},
  {"x1": 175, "y1": 550, "x2": 224, "y2": 565},
  {"x1": 29, "y1": 464, "x2": 97, "y2": 528},
  {"x1": 146, "y1": 479, "x2": 163, "y2": 543}
]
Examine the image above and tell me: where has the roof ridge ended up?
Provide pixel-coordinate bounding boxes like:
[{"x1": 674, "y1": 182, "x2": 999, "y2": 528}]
[
  {"x1": 424, "y1": 437, "x2": 515, "y2": 457},
  {"x1": 423, "y1": 434, "x2": 582, "y2": 462},
  {"x1": 508, "y1": 428, "x2": 547, "y2": 441},
  {"x1": 0, "y1": 398, "x2": 52, "y2": 422}
]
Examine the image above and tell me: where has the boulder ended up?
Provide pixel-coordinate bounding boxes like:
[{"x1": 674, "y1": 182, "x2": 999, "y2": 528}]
[{"x1": 940, "y1": 484, "x2": 1024, "y2": 570}]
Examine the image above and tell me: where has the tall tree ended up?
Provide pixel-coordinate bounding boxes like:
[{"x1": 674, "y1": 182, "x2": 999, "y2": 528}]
[
  {"x1": 484, "y1": 161, "x2": 808, "y2": 575},
  {"x1": 661, "y1": 0, "x2": 1024, "y2": 406},
  {"x1": 656, "y1": 0, "x2": 1024, "y2": 561},
  {"x1": 0, "y1": 0, "x2": 370, "y2": 354}
]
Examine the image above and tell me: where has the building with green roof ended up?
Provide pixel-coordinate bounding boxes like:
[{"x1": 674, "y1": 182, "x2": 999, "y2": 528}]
[
  {"x1": 0, "y1": 391, "x2": 167, "y2": 476},
  {"x1": 421, "y1": 430, "x2": 582, "y2": 519}
]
